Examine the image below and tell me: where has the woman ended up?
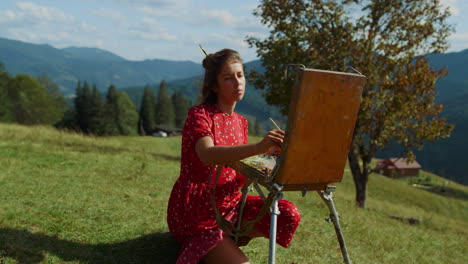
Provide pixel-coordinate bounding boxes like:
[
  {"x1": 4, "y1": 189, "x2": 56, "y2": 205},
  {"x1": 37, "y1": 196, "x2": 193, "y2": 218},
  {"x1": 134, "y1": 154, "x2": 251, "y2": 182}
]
[{"x1": 167, "y1": 48, "x2": 300, "y2": 264}]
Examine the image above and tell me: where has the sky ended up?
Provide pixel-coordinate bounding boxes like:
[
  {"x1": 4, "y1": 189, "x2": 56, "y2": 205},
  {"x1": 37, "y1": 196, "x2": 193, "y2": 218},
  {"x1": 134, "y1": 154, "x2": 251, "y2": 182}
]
[{"x1": 0, "y1": 0, "x2": 467, "y2": 63}]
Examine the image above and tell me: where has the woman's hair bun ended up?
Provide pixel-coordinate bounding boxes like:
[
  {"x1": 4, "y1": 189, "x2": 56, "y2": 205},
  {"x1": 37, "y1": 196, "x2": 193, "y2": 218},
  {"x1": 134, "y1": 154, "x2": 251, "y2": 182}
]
[
  {"x1": 203, "y1": 53, "x2": 219, "y2": 71},
  {"x1": 202, "y1": 55, "x2": 211, "y2": 69}
]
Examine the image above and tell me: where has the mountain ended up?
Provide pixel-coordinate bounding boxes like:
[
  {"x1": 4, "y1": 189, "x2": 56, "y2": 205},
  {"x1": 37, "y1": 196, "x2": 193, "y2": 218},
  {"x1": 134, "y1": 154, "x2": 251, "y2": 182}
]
[
  {"x1": 0, "y1": 37, "x2": 203, "y2": 94},
  {"x1": 0, "y1": 37, "x2": 280, "y2": 129},
  {"x1": 61, "y1": 47, "x2": 127, "y2": 62},
  {"x1": 419, "y1": 51, "x2": 468, "y2": 184},
  {"x1": 0, "y1": 37, "x2": 466, "y2": 184}
]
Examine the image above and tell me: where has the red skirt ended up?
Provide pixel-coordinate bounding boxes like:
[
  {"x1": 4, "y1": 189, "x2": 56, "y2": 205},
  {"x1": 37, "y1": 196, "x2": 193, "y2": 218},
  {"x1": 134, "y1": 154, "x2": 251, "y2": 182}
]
[{"x1": 168, "y1": 183, "x2": 301, "y2": 264}]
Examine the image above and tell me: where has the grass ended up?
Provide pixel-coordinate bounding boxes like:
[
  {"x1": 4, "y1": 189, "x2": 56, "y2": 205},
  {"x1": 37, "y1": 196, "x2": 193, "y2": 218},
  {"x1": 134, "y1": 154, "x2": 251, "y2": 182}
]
[{"x1": 0, "y1": 123, "x2": 467, "y2": 264}]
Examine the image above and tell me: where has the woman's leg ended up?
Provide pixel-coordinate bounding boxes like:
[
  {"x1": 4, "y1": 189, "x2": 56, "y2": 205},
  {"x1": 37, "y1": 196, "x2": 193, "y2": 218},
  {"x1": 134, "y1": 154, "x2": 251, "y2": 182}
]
[
  {"x1": 242, "y1": 196, "x2": 301, "y2": 248},
  {"x1": 202, "y1": 236, "x2": 250, "y2": 264}
]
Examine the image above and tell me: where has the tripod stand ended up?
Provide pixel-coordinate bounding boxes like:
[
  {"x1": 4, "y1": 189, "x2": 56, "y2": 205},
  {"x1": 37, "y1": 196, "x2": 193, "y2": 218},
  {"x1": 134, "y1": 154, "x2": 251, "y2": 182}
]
[{"x1": 258, "y1": 183, "x2": 351, "y2": 264}]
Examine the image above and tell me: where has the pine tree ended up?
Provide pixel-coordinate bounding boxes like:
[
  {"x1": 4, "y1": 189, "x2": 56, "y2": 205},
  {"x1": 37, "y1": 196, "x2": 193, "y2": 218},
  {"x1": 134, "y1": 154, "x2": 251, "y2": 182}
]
[
  {"x1": 172, "y1": 89, "x2": 189, "y2": 128},
  {"x1": 75, "y1": 81, "x2": 93, "y2": 132},
  {"x1": 71, "y1": 80, "x2": 83, "y2": 130},
  {"x1": 155, "y1": 80, "x2": 175, "y2": 126},
  {"x1": 55, "y1": 108, "x2": 78, "y2": 130},
  {"x1": 74, "y1": 80, "x2": 83, "y2": 116},
  {"x1": 82, "y1": 82, "x2": 93, "y2": 131},
  {"x1": 88, "y1": 84, "x2": 103, "y2": 134},
  {"x1": 100, "y1": 84, "x2": 120, "y2": 136},
  {"x1": 138, "y1": 85, "x2": 156, "y2": 135}
]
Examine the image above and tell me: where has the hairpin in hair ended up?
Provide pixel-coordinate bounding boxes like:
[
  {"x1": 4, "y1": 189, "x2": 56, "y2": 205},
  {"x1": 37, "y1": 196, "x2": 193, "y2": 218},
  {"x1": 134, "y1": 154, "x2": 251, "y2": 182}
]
[{"x1": 199, "y1": 44, "x2": 209, "y2": 57}]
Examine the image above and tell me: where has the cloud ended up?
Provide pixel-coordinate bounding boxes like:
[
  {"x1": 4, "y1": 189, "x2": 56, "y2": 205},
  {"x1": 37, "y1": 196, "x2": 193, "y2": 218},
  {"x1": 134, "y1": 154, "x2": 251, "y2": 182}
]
[
  {"x1": 127, "y1": 17, "x2": 177, "y2": 41},
  {"x1": 440, "y1": 0, "x2": 460, "y2": 16},
  {"x1": 0, "y1": 1, "x2": 74, "y2": 28},
  {"x1": 0, "y1": 1, "x2": 75, "y2": 29},
  {"x1": 0, "y1": 2, "x2": 105, "y2": 49},
  {"x1": 447, "y1": 32, "x2": 468, "y2": 52},
  {"x1": 196, "y1": 10, "x2": 236, "y2": 26},
  {"x1": 132, "y1": 2, "x2": 238, "y2": 28},
  {"x1": 120, "y1": 0, "x2": 190, "y2": 16},
  {"x1": 91, "y1": 8, "x2": 126, "y2": 22},
  {"x1": 16, "y1": 1, "x2": 75, "y2": 23},
  {"x1": 0, "y1": 10, "x2": 17, "y2": 24},
  {"x1": 451, "y1": 32, "x2": 468, "y2": 40},
  {"x1": 118, "y1": 0, "x2": 184, "y2": 8},
  {"x1": 235, "y1": 15, "x2": 267, "y2": 33},
  {"x1": 106, "y1": 0, "x2": 265, "y2": 60}
]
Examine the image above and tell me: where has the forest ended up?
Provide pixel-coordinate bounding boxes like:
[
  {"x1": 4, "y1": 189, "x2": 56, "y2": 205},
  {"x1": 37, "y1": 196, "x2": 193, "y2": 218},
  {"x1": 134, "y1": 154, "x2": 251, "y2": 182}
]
[
  {"x1": 0, "y1": 62, "x2": 190, "y2": 136},
  {"x1": 0, "y1": 62, "x2": 265, "y2": 138}
]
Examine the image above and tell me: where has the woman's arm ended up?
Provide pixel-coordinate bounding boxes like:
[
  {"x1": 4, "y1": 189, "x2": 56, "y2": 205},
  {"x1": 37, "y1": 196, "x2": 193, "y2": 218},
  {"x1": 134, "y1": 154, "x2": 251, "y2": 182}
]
[{"x1": 195, "y1": 129, "x2": 285, "y2": 165}]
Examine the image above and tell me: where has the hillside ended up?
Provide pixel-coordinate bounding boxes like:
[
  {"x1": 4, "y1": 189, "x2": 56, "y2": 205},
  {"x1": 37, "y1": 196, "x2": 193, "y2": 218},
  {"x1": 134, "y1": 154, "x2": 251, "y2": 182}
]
[
  {"x1": 378, "y1": 50, "x2": 468, "y2": 184},
  {"x1": 0, "y1": 37, "x2": 467, "y2": 184},
  {"x1": 0, "y1": 124, "x2": 466, "y2": 263},
  {"x1": 0, "y1": 37, "x2": 203, "y2": 94}
]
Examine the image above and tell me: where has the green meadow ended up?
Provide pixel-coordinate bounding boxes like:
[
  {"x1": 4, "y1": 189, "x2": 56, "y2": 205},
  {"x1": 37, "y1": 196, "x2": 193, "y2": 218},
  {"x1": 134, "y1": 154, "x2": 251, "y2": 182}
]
[{"x1": 0, "y1": 123, "x2": 467, "y2": 264}]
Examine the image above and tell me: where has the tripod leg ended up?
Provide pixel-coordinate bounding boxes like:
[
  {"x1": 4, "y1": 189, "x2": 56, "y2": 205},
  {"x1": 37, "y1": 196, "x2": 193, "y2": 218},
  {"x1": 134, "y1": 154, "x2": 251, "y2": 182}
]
[
  {"x1": 319, "y1": 190, "x2": 352, "y2": 264},
  {"x1": 268, "y1": 192, "x2": 282, "y2": 264}
]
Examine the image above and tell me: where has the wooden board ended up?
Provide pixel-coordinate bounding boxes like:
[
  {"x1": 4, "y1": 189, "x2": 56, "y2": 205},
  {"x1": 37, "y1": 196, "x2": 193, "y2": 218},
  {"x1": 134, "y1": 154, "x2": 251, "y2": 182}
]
[{"x1": 273, "y1": 68, "x2": 365, "y2": 191}]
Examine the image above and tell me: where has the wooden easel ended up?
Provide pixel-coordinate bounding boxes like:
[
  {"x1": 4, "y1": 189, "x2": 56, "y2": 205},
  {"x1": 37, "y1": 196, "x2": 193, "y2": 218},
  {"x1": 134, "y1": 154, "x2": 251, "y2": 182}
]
[{"x1": 228, "y1": 67, "x2": 366, "y2": 264}]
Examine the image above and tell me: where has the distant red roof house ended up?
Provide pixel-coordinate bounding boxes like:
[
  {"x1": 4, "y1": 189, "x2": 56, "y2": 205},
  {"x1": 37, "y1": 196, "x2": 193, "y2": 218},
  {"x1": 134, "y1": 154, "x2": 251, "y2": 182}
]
[{"x1": 376, "y1": 158, "x2": 421, "y2": 178}]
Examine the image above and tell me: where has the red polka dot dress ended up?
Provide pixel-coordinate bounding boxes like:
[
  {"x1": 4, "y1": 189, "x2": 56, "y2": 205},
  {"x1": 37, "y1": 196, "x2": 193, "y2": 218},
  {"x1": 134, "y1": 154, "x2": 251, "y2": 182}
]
[{"x1": 167, "y1": 104, "x2": 301, "y2": 264}]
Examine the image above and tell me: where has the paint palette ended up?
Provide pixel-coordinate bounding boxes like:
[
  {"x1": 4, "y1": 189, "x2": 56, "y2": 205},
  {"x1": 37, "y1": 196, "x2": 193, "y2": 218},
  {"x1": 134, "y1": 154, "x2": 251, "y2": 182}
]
[{"x1": 228, "y1": 154, "x2": 277, "y2": 183}]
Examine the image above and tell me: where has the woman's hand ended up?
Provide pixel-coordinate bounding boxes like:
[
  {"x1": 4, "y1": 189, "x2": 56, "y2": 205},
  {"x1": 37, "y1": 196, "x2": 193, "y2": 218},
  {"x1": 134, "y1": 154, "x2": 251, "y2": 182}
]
[
  {"x1": 256, "y1": 129, "x2": 285, "y2": 154},
  {"x1": 195, "y1": 129, "x2": 285, "y2": 165}
]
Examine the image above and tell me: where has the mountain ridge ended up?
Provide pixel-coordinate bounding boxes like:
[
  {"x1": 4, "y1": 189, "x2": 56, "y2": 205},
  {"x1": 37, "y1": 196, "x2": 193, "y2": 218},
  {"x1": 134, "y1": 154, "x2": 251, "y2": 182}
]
[
  {"x1": 0, "y1": 36, "x2": 466, "y2": 184},
  {"x1": 0, "y1": 37, "x2": 203, "y2": 94}
]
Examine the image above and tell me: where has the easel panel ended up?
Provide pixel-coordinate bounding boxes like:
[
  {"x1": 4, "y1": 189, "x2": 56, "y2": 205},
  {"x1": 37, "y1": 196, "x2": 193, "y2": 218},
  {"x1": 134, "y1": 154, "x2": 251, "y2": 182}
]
[{"x1": 275, "y1": 69, "x2": 365, "y2": 191}]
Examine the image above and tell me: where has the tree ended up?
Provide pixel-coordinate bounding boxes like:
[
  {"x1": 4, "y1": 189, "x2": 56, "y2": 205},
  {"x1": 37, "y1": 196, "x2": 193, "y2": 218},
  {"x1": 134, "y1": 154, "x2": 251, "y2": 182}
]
[
  {"x1": 155, "y1": 80, "x2": 175, "y2": 126},
  {"x1": 117, "y1": 91, "x2": 139, "y2": 136},
  {"x1": 56, "y1": 108, "x2": 78, "y2": 130},
  {"x1": 74, "y1": 81, "x2": 93, "y2": 132},
  {"x1": 172, "y1": 89, "x2": 190, "y2": 128},
  {"x1": 73, "y1": 80, "x2": 83, "y2": 129},
  {"x1": 139, "y1": 85, "x2": 156, "y2": 135},
  {"x1": 89, "y1": 84, "x2": 103, "y2": 133},
  {"x1": 0, "y1": 64, "x2": 13, "y2": 122},
  {"x1": 248, "y1": 0, "x2": 454, "y2": 208},
  {"x1": 7, "y1": 74, "x2": 64, "y2": 125},
  {"x1": 100, "y1": 84, "x2": 120, "y2": 136},
  {"x1": 37, "y1": 74, "x2": 67, "y2": 124}
]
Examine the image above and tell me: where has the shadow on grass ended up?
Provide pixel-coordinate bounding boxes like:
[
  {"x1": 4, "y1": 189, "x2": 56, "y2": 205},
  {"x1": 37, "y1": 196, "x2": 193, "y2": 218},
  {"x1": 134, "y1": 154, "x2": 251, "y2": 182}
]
[
  {"x1": 413, "y1": 185, "x2": 468, "y2": 200},
  {"x1": 45, "y1": 139, "x2": 181, "y2": 162},
  {"x1": 0, "y1": 228, "x2": 179, "y2": 264},
  {"x1": 426, "y1": 186, "x2": 468, "y2": 200}
]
